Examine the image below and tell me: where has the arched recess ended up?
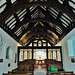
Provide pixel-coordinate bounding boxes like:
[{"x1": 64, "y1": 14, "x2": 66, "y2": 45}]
[
  {"x1": 0, "y1": 35, "x2": 3, "y2": 57},
  {"x1": 5, "y1": 44, "x2": 13, "y2": 59}
]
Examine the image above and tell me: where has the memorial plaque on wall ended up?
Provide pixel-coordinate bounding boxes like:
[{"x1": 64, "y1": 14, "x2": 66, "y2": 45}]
[
  {"x1": 0, "y1": 59, "x2": 3, "y2": 62},
  {"x1": 71, "y1": 58, "x2": 75, "y2": 63}
]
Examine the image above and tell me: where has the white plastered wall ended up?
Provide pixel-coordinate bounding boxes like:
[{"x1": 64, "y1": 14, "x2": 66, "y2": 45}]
[
  {"x1": 56, "y1": 28, "x2": 75, "y2": 73},
  {"x1": 0, "y1": 28, "x2": 21, "y2": 75}
]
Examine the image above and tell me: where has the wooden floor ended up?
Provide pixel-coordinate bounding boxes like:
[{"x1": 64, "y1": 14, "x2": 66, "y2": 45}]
[{"x1": 34, "y1": 65, "x2": 47, "y2": 72}]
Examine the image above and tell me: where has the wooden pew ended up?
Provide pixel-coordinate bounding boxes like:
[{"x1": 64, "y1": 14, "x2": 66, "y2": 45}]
[
  {"x1": 47, "y1": 74, "x2": 75, "y2": 75},
  {"x1": 48, "y1": 59, "x2": 63, "y2": 69},
  {"x1": 18, "y1": 60, "x2": 33, "y2": 72},
  {"x1": 3, "y1": 71, "x2": 32, "y2": 75},
  {"x1": 3, "y1": 74, "x2": 31, "y2": 75},
  {"x1": 50, "y1": 74, "x2": 75, "y2": 75},
  {"x1": 50, "y1": 71, "x2": 74, "y2": 75},
  {"x1": 8, "y1": 71, "x2": 32, "y2": 74},
  {"x1": 3, "y1": 60, "x2": 33, "y2": 75}
]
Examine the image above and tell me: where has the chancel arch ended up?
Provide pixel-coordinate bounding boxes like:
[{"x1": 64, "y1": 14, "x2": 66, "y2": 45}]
[{"x1": 18, "y1": 38, "x2": 63, "y2": 73}]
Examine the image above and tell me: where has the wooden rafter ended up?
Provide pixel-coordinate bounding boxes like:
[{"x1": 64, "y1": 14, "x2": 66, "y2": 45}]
[
  {"x1": 0, "y1": 0, "x2": 75, "y2": 26},
  {"x1": 11, "y1": 7, "x2": 68, "y2": 34},
  {"x1": 17, "y1": 22, "x2": 61, "y2": 39},
  {"x1": 0, "y1": 0, "x2": 75, "y2": 46}
]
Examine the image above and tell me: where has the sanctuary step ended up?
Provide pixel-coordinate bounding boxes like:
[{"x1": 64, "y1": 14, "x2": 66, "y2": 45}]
[
  {"x1": 34, "y1": 65, "x2": 47, "y2": 72},
  {"x1": 34, "y1": 72, "x2": 47, "y2": 75}
]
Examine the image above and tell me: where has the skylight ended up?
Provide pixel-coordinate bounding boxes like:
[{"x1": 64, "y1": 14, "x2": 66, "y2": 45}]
[
  {"x1": 60, "y1": 13, "x2": 73, "y2": 27},
  {"x1": 40, "y1": 6, "x2": 46, "y2": 11},
  {"x1": 39, "y1": 11, "x2": 45, "y2": 18},
  {"x1": 5, "y1": 15, "x2": 16, "y2": 30},
  {"x1": 69, "y1": 0, "x2": 75, "y2": 9},
  {"x1": 58, "y1": 0, "x2": 64, "y2": 4},
  {"x1": 63, "y1": 13, "x2": 73, "y2": 21},
  {"x1": 29, "y1": 0, "x2": 33, "y2": 2},
  {"x1": 69, "y1": 0, "x2": 75, "y2": 13},
  {"x1": 50, "y1": 8, "x2": 58, "y2": 14},
  {"x1": 15, "y1": 27, "x2": 22, "y2": 36},
  {"x1": 29, "y1": 6, "x2": 37, "y2": 12},
  {"x1": 60, "y1": 18, "x2": 69, "y2": 27},
  {"x1": 0, "y1": 5, "x2": 6, "y2": 13},
  {"x1": 48, "y1": 8, "x2": 59, "y2": 19},
  {"x1": 9, "y1": 21, "x2": 16, "y2": 28},
  {"x1": 0, "y1": 0, "x2": 6, "y2": 13},
  {"x1": 73, "y1": 10, "x2": 75, "y2": 13},
  {"x1": 29, "y1": 0, "x2": 48, "y2": 2},
  {"x1": 55, "y1": 26, "x2": 62, "y2": 35},
  {"x1": 5, "y1": 15, "x2": 14, "y2": 24},
  {"x1": 15, "y1": 23, "x2": 30, "y2": 37},
  {"x1": 31, "y1": 9, "x2": 39, "y2": 18},
  {"x1": 61, "y1": 16, "x2": 70, "y2": 24},
  {"x1": 11, "y1": 0, "x2": 16, "y2": 4},
  {"x1": 7, "y1": 18, "x2": 16, "y2": 26},
  {"x1": 17, "y1": 9, "x2": 27, "y2": 17},
  {"x1": 17, "y1": 9, "x2": 27, "y2": 21},
  {"x1": 48, "y1": 22, "x2": 62, "y2": 35},
  {"x1": 10, "y1": 25, "x2": 15, "y2": 30},
  {"x1": 0, "y1": 0, "x2": 6, "y2": 6}
]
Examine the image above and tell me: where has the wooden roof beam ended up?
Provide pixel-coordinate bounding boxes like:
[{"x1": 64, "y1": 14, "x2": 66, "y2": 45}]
[
  {"x1": 23, "y1": 35, "x2": 54, "y2": 46},
  {"x1": 0, "y1": 0, "x2": 75, "y2": 26},
  {"x1": 12, "y1": 7, "x2": 67, "y2": 34},
  {"x1": 18, "y1": 22, "x2": 61, "y2": 39}
]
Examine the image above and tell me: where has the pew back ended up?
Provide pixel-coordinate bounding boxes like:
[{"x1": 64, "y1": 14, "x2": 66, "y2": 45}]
[
  {"x1": 3, "y1": 74, "x2": 31, "y2": 75},
  {"x1": 50, "y1": 71, "x2": 74, "y2": 74}
]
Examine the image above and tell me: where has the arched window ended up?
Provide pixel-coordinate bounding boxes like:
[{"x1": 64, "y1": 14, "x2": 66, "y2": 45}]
[{"x1": 6, "y1": 46, "x2": 13, "y2": 59}]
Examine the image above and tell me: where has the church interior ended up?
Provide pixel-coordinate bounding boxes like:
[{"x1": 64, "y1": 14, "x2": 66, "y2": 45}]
[{"x1": 0, "y1": 0, "x2": 75, "y2": 75}]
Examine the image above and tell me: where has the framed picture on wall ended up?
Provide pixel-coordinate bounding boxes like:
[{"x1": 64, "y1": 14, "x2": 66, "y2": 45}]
[
  {"x1": 71, "y1": 58, "x2": 75, "y2": 63},
  {"x1": 0, "y1": 59, "x2": 3, "y2": 62}
]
